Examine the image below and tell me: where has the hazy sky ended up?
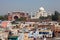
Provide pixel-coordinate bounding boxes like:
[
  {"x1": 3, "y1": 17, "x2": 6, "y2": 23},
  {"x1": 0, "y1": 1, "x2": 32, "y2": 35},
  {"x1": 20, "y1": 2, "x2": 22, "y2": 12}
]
[{"x1": 0, "y1": 0, "x2": 60, "y2": 15}]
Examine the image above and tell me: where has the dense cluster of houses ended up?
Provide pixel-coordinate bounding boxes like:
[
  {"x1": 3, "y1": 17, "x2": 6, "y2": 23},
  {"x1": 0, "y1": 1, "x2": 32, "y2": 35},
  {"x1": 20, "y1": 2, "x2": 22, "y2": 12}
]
[{"x1": 0, "y1": 20, "x2": 60, "y2": 40}]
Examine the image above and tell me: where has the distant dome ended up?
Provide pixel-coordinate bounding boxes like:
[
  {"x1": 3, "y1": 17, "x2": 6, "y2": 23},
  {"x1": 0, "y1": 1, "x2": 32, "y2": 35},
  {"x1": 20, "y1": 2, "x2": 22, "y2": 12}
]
[{"x1": 39, "y1": 7, "x2": 44, "y2": 11}]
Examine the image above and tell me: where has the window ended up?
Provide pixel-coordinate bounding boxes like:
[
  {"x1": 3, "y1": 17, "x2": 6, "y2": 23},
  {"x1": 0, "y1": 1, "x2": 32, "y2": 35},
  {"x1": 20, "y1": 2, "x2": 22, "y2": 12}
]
[{"x1": 39, "y1": 32, "x2": 49, "y2": 34}]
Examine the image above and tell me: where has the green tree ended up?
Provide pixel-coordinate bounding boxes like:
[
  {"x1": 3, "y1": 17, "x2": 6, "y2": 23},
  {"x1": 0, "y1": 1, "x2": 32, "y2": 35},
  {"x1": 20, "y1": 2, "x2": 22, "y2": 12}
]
[
  {"x1": 15, "y1": 17, "x2": 26, "y2": 21},
  {"x1": 3, "y1": 15, "x2": 8, "y2": 20},
  {"x1": 20, "y1": 17, "x2": 26, "y2": 21},
  {"x1": 39, "y1": 16, "x2": 47, "y2": 20},
  {"x1": 52, "y1": 11, "x2": 60, "y2": 21},
  {"x1": 0, "y1": 15, "x2": 8, "y2": 21},
  {"x1": 0, "y1": 16, "x2": 4, "y2": 20}
]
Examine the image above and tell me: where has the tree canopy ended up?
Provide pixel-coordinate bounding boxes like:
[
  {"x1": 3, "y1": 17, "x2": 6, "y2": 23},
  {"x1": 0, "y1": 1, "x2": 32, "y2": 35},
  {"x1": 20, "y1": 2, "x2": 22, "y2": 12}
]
[
  {"x1": 0, "y1": 15, "x2": 8, "y2": 21},
  {"x1": 52, "y1": 11, "x2": 60, "y2": 21},
  {"x1": 15, "y1": 17, "x2": 26, "y2": 21},
  {"x1": 0, "y1": 16, "x2": 4, "y2": 20}
]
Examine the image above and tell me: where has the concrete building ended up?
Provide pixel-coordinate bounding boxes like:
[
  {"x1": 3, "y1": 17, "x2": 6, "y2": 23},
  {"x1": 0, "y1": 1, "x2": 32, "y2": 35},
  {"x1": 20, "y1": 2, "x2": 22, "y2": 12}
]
[{"x1": 0, "y1": 32, "x2": 9, "y2": 40}]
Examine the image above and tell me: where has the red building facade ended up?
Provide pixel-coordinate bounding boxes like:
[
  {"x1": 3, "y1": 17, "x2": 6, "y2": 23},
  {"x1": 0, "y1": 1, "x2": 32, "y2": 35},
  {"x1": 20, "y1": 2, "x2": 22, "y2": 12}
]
[{"x1": 8, "y1": 12, "x2": 29, "y2": 21}]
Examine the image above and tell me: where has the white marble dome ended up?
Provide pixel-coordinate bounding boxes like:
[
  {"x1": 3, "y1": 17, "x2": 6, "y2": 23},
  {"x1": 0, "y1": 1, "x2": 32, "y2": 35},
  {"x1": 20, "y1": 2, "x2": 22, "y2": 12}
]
[{"x1": 39, "y1": 7, "x2": 44, "y2": 11}]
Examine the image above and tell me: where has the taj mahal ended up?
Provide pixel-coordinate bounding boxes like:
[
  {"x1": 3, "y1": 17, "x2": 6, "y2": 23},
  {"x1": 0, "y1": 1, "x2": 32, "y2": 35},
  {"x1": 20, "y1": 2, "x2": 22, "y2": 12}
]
[{"x1": 31, "y1": 7, "x2": 48, "y2": 19}]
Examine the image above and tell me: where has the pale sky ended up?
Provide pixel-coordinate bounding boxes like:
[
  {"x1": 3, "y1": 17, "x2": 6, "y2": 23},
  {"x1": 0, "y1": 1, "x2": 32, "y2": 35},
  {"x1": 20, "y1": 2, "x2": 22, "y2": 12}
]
[{"x1": 0, "y1": 0, "x2": 60, "y2": 15}]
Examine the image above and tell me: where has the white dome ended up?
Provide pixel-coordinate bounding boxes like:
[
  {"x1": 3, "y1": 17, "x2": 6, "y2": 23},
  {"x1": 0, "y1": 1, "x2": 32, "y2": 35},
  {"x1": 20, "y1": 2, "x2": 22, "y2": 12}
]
[{"x1": 39, "y1": 7, "x2": 44, "y2": 11}]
